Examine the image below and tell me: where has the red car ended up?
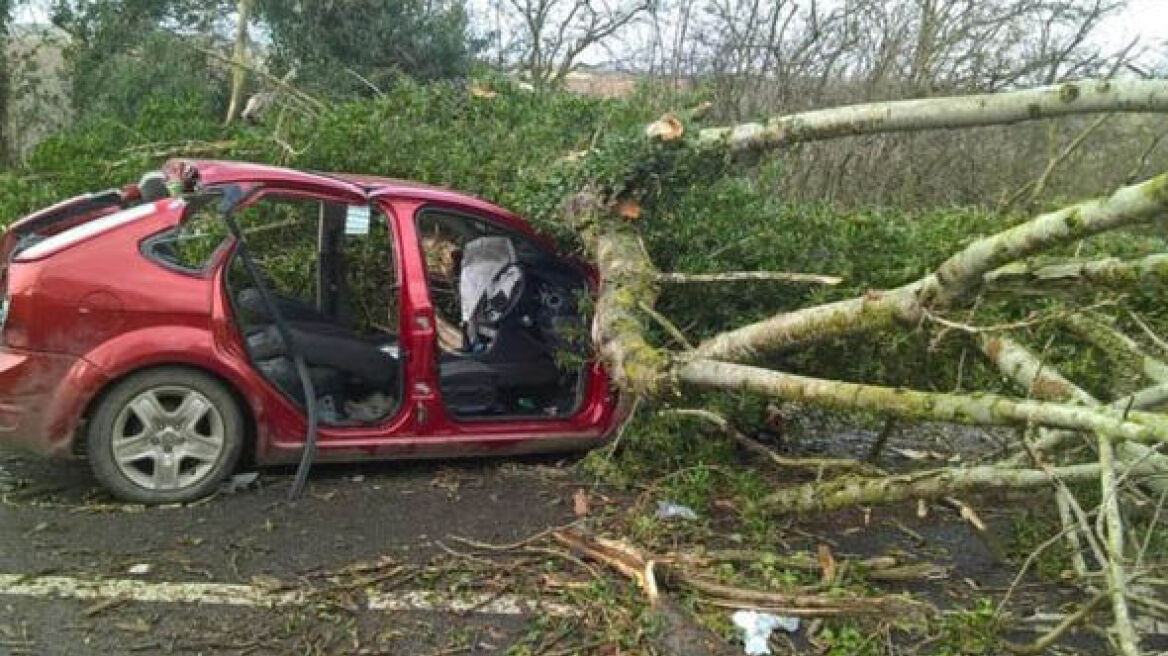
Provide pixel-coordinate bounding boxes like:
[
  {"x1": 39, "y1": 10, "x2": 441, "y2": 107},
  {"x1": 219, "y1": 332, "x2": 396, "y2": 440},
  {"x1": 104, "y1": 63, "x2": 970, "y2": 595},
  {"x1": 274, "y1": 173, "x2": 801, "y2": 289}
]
[{"x1": 0, "y1": 160, "x2": 625, "y2": 503}]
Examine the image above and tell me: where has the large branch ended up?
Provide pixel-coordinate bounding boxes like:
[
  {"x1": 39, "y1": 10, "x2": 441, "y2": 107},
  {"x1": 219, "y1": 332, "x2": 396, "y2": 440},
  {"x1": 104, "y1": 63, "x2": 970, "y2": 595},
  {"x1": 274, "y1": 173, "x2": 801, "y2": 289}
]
[
  {"x1": 693, "y1": 171, "x2": 1168, "y2": 363},
  {"x1": 676, "y1": 359, "x2": 1168, "y2": 443},
  {"x1": 986, "y1": 254, "x2": 1168, "y2": 293},
  {"x1": 759, "y1": 461, "x2": 1157, "y2": 514},
  {"x1": 694, "y1": 80, "x2": 1168, "y2": 153},
  {"x1": 978, "y1": 334, "x2": 1168, "y2": 494}
]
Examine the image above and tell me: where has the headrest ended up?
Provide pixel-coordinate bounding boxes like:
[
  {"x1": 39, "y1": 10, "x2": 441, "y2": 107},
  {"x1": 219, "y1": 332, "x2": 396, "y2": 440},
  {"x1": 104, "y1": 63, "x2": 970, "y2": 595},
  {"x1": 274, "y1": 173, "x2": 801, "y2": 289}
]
[{"x1": 138, "y1": 171, "x2": 170, "y2": 202}]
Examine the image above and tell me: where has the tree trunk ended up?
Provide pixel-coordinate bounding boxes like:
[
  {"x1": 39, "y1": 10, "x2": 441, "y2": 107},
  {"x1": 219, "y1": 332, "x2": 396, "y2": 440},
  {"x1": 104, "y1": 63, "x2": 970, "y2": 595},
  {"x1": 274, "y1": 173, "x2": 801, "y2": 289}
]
[
  {"x1": 225, "y1": 0, "x2": 254, "y2": 125},
  {"x1": 0, "y1": 0, "x2": 11, "y2": 165},
  {"x1": 676, "y1": 359, "x2": 1168, "y2": 443},
  {"x1": 695, "y1": 80, "x2": 1168, "y2": 153}
]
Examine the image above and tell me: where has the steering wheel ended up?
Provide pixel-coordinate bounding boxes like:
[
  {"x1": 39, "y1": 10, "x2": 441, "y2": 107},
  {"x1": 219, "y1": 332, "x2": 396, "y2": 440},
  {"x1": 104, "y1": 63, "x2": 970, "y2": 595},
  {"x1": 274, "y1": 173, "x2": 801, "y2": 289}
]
[{"x1": 475, "y1": 262, "x2": 526, "y2": 327}]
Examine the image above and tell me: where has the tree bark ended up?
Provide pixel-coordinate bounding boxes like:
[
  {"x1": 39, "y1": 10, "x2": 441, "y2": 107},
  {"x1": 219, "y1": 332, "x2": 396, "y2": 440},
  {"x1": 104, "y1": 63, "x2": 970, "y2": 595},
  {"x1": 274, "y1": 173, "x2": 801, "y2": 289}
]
[
  {"x1": 676, "y1": 359, "x2": 1168, "y2": 443},
  {"x1": 226, "y1": 0, "x2": 256, "y2": 125},
  {"x1": 759, "y1": 461, "x2": 1157, "y2": 514},
  {"x1": 695, "y1": 80, "x2": 1168, "y2": 153}
]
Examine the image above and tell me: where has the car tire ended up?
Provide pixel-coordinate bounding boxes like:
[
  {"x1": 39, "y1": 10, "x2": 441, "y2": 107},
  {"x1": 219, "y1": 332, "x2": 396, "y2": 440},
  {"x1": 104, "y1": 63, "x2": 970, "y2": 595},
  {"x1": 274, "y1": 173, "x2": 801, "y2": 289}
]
[{"x1": 87, "y1": 367, "x2": 244, "y2": 504}]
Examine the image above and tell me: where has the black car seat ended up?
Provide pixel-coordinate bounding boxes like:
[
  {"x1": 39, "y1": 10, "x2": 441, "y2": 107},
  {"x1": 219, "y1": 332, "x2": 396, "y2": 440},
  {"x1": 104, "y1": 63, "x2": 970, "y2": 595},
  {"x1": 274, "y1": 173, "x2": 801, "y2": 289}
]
[{"x1": 236, "y1": 287, "x2": 398, "y2": 392}]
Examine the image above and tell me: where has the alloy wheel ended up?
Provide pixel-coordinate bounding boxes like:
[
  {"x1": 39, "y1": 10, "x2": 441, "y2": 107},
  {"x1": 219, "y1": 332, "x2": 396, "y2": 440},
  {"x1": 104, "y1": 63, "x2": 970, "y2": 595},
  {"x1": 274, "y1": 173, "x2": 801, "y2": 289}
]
[{"x1": 110, "y1": 385, "x2": 226, "y2": 491}]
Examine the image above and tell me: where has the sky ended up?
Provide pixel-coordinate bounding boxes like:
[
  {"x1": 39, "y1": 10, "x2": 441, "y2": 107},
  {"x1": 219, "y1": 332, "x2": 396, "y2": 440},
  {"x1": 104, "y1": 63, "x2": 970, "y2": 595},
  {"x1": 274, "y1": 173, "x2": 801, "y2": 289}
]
[
  {"x1": 1095, "y1": 0, "x2": 1168, "y2": 61},
  {"x1": 12, "y1": 0, "x2": 1168, "y2": 70}
]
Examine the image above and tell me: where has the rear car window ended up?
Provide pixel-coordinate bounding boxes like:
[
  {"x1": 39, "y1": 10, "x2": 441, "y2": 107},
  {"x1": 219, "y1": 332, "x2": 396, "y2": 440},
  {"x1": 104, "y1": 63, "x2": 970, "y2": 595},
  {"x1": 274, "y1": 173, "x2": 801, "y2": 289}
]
[{"x1": 144, "y1": 199, "x2": 229, "y2": 272}]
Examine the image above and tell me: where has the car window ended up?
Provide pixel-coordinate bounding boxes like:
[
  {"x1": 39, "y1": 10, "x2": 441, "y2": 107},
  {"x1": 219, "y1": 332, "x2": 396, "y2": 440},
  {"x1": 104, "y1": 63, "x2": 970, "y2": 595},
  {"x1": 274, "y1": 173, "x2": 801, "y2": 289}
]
[
  {"x1": 416, "y1": 209, "x2": 521, "y2": 334},
  {"x1": 231, "y1": 195, "x2": 321, "y2": 302},
  {"x1": 145, "y1": 198, "x2": 229, "y2": 272},
  {"x1": 228, "y1": 194, "x2": 399, "y2": 336}
]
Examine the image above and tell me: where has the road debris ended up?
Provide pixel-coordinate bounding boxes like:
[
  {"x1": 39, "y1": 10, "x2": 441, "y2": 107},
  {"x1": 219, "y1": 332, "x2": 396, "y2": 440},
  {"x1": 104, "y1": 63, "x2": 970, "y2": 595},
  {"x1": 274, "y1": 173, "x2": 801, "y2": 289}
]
[
  {"x1": 221, "y1": 472, "x2": 260, "y2": 494},
  {"x1": 731, "y1": 610, "x2": 800, "y2": 655},
  {"x1": 656, "y1": 500, "x2": 698, "y2": 521}
]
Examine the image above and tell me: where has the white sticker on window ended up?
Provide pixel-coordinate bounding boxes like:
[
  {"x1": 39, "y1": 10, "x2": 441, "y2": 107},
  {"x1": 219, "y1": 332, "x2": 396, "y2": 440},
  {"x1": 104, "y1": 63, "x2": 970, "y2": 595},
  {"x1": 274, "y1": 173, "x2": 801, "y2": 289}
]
[{"x1": 345, "y1": 205, "x2": 371, "y2": 235}]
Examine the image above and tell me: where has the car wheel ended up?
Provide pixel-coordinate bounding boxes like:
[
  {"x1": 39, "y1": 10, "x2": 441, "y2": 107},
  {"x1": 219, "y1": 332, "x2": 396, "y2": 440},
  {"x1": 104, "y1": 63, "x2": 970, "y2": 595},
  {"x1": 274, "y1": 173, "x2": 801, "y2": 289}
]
[{"x1": 87, "y1": 367, "x2": 244, "y2": 504}]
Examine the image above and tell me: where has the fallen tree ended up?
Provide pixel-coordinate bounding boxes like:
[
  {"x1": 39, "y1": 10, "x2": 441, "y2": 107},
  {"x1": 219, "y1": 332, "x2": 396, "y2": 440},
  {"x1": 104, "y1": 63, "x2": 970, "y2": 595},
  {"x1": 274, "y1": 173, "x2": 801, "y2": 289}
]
[
  {"x1": 13, "y1": 75, "x2": 1167, "y2": 655},
  {"x1": 549, "y1": 79, "x2": 1168, "y2": 656}
]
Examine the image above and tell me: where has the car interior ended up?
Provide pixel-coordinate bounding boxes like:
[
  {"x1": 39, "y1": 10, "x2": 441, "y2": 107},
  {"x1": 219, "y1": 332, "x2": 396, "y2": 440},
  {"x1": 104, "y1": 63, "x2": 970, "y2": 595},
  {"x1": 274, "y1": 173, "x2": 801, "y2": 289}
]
[
  {"x1": 224, "y1": 196, "x2": 403, "y2": 425},
  {"x1": 212, "y1": 196, "x2": 591, "y2": 426},
  {"x1": 417, "y1": 210, "x2": 592, "y2": 419}
]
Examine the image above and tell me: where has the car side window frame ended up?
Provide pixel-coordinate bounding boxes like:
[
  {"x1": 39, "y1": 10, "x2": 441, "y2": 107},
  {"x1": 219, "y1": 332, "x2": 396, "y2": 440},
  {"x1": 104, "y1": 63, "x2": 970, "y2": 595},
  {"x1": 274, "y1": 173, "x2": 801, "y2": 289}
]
[{"x1": 140, "y1": 187, "x2": 237, "y2": 277}]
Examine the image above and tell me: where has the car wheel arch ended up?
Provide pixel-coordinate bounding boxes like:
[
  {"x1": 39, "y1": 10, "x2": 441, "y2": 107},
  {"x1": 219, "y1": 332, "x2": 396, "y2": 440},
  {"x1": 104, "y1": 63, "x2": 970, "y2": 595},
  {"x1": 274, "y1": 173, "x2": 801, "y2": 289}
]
[{"x1": 74, "y1": 362, "x2": 257, "y2": 462}]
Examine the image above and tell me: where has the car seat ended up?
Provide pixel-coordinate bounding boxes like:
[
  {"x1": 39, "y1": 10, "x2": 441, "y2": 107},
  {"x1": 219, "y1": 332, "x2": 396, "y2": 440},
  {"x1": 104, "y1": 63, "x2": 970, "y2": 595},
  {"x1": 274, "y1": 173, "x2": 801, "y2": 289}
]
[{"x1": 236, "y1": 287, "x2": 399, "y2": 393}]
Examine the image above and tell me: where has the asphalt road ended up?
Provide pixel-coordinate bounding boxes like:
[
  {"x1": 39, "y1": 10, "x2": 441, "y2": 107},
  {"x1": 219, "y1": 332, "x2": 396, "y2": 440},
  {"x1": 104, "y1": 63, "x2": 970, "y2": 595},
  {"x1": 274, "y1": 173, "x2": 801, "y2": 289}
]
[{"x1": 0, "y1": 449, "x2": 586, "y2": 656}]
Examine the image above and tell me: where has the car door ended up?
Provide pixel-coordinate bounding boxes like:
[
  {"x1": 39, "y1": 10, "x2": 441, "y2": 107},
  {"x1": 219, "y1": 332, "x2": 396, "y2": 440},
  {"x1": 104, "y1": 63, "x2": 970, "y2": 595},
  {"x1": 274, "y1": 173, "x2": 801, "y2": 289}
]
[
  {"x1": 218, "y1": 186, "x2": 419, "y2": 461},
  {"x1": 396, "y1": 199, "x2": 620, "y2": 446}
]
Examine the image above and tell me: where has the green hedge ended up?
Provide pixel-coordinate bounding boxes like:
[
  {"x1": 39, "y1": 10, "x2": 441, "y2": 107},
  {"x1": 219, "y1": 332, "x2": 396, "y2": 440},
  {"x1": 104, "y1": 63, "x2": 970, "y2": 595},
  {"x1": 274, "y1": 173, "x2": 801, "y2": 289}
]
[{"x1": 3, "y1": 80, "x2": 1164, "y2": 401}]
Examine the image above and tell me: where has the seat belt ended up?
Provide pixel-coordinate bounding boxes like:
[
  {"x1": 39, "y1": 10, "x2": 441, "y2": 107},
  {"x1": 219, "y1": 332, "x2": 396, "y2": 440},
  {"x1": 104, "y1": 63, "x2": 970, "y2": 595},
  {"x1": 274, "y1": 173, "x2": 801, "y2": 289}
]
[{"x1": 220, "y1": 192, "x2": 318, "y2": 502}]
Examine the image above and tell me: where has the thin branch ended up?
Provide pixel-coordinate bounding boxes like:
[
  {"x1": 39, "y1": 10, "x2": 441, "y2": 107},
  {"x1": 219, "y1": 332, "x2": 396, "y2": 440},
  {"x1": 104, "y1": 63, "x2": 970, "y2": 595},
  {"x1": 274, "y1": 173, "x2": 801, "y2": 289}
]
[
  {"x1": 1002, "y1": 112, "x2": 1113, "y2": 211},
  {"x1": 1003, "y1": 591, "x2": 1107, "y2": 654},
  {"x1": 638, "y1": 301, "x2": 694, "y2": 350},
  {"x1": 655, "y1": 271, "x2": 843, "y2": 285}
]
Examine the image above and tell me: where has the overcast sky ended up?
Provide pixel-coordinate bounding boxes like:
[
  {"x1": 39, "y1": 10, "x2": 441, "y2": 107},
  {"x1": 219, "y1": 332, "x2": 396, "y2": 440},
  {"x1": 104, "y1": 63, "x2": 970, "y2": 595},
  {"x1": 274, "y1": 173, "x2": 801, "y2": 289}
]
[
  {"x1": 12, "y1": 0, "x2": 1168, "y2": 69},
  {"x1": 1097, "y1": 0, "x2": 1168, "y2": 53}
]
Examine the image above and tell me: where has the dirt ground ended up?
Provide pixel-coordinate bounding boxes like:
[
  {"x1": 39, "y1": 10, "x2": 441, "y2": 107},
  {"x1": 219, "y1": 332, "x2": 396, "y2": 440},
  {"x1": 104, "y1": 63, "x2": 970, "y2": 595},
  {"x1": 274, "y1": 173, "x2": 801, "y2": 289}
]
[{"x1": 0, "y1": 434, "x2": 1163, "y2": 656}]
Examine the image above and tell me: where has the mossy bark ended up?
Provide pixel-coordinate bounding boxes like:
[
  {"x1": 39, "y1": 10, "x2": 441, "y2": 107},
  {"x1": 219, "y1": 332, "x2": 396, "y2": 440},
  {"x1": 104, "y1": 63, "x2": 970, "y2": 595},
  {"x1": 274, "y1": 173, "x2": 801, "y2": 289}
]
[
  {"x1": 759, "y1": 461, "x2": 1158, "y2": 514},
  {"x1": 676, "y1": 359, "x2": 1168, "y2": 443},
  {"x1": 979, "y1": 334, "x2": 1168, "y2": 494},
  {"x1": 567, "y1": 192, "x2": 669, "y2": 397},
  {"x1": 695, "y1": 80, "x2": 1168, "y2": 153}
]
